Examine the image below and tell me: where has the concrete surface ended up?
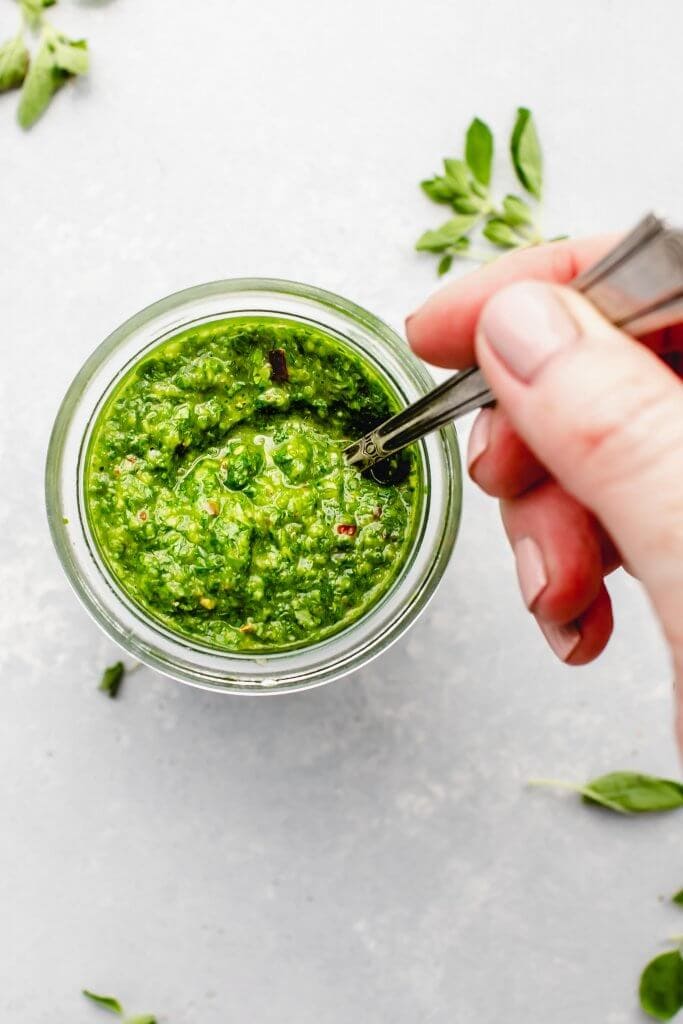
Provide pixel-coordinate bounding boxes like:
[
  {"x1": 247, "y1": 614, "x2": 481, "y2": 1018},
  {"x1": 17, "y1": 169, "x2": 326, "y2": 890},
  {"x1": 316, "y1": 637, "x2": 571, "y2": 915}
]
[{"x1": 1, "y1": 1, "x2": 681, "y2": 1021}]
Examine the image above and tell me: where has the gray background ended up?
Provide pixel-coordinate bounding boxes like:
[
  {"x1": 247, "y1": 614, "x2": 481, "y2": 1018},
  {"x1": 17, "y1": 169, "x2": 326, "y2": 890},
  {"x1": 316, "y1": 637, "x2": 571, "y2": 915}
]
[{"x1": 1, "y1": 1, "x2": 682, "y2": 1021}]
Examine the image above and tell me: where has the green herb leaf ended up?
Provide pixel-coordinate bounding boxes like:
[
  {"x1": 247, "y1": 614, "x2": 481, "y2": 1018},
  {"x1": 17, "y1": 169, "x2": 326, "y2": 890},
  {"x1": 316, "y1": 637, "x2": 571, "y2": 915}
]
[
  {"x1": 482, "y1": 218, "x2": 520, "y2": 248},
  {"x1": 82, "y1": 990, "x2": 124, "y2": 1015},
  {"x1": 510, "y1": 107, "x2": 543, "y2": 199},
  {"x1": 437, "y1": 254, "x2": 453, "y2": 276},
  {"x1": 0, "y1": 33, "x2": 30, "y2": 91},
  {"x1": 674, "y1": 891, "x2": 683, "y2": 906},
  {"x1": 415, "y1": 214, "x2": 478, "y2": 253},
  {"x1": 581, "y1": 772, "x2": 683, "y2": 814},
  {"x1": 420, "y1": 176, "x2": 458, "y2": 204},
  {"x1": 465, "y1": 117, "x2": 493, "y2": 186},
  {"x1": 442, "y1": 157, "x2": 471, "y2": 194},
  {"x1": 99, "y1": 661, "x2": 125, "y2": 699},
  {"x1": 639, "y1": 950, "x2": 683, "y2": 1021},
  {"x1": 124, "y1": 1016, "x2": 157, "y2": 1024},
  {"x1": 501, "y1": 194, "x2": 534, "y2": 227},
  {"x1": 452, "y1": 194, "x2": 482, "y2": 215},
  {"x1": 17, "y1": 26, "x2": 88, "y2": 129},
  {"x1": 19, "y1": 0, "x2": 57, "y2": 30}
]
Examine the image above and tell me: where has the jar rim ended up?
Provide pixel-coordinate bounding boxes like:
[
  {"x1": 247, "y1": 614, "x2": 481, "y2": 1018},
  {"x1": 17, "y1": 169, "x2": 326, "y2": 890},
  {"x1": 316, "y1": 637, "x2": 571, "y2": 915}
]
[{"x1": 46, "y1": 278, "x2": 462, "y2": 694}]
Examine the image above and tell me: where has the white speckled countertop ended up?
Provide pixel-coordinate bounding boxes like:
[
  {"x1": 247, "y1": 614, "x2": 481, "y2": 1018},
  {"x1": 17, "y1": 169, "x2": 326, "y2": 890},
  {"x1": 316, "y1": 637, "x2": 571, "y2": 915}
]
[{"x1": 1, "y1": 1, "x2": 681, "y2": 1020}]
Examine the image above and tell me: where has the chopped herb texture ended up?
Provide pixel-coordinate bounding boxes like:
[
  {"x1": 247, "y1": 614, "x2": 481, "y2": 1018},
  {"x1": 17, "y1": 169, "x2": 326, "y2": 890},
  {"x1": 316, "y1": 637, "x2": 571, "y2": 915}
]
[{"x1": 85, "y1": 317, "x2": 420, "y2": 653}]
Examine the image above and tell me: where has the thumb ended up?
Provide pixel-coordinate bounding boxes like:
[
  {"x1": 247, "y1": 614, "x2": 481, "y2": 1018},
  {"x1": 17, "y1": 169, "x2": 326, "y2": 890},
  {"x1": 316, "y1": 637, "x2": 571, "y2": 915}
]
[{"x1": 475, "y1": 281, "x2": 683, "y2": 704}]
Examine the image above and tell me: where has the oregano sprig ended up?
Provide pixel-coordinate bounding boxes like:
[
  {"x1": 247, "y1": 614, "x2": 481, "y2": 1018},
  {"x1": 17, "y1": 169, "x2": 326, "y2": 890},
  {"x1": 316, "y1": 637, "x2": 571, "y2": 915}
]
[
  {"x1": 416, "y1": 107, "x2": 556, "y2": 275},
  {"x1": 0, "y1": 0, "x2": 90, "y2": 128}
]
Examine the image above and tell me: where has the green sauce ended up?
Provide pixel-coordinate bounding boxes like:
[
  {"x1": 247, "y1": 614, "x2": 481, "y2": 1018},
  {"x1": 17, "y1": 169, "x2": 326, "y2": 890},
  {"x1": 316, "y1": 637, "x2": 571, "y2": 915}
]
[{"x1": 85, "y1": 317, "x2": 420, "y2": 652}]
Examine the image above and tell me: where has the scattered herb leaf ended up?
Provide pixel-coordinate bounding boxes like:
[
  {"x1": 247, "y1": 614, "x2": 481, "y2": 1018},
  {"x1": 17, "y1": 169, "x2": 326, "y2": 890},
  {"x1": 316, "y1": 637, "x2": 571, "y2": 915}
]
[
  {"x1": 510, "y1": 106, "x2": 543, "y2": 199},
  {"x1": 82, "y1": 990, "x2": 123, "y2": 1015},
  {"x1": 529, "y1": 772, "x2": 683, "y2": 814},
  {"x1": 416, "y1": 108, "x2": 555, "y2": 274},
  {"x1": 17, "y1": 25, "x2": 88, "y2": 128},
  {"x1": 639, "y1": 949, "x2": 683, "y2": 1021},
  {"x1": 19, "y1": 0, "x2": 56, "y2": 31},
  {"x1": 465, "y1": 117, "x2": 493, "y2": 186},
  {"x1": 0, "y1": 33, "x2": 29, "y2": 91},
  {"x1": 124, "y1": 1016, "x2": 157, "y2": 1024},
  {"x1": 673, "y1": 891, "x2": 683, "y2": 907},
  {"x1": 98, "y1": 661, "x2": 125, "y2": 699}
]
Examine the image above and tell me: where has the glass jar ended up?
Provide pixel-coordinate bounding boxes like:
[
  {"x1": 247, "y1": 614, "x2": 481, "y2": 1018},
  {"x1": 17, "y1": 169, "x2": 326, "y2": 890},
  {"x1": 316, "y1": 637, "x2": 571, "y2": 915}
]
[{"x1": 45, "y1": 279, "x2": 461, "y2": 694}]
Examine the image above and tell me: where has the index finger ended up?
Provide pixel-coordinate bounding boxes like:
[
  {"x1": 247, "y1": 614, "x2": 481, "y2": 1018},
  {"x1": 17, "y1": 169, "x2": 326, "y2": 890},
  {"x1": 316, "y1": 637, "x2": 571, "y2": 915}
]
[{"x1": 406, "y1": 235, "x2": 619, "y2": 369}]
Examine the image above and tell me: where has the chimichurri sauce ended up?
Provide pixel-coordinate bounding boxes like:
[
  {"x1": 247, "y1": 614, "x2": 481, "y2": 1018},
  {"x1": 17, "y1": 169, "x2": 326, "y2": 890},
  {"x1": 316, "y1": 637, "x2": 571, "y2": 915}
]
[{"x1": 85, "y1": 317, "x2": 420, "y2": 652}]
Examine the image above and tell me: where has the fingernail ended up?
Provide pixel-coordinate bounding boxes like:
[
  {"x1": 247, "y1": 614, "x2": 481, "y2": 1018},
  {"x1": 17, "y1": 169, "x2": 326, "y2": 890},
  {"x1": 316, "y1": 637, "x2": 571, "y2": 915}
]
[
  {"x1": 467, "y1": 409, "x2": 493, "y2": 473},
  {"x1": 514, "y1": 537, "x2": 548, "y2": 610},
  {"x1": 538, "y1": 620, "x2": 581, "y2": 663},
  {"x1": 480, "y1": 282, "x2": 579, "y2": 381}
]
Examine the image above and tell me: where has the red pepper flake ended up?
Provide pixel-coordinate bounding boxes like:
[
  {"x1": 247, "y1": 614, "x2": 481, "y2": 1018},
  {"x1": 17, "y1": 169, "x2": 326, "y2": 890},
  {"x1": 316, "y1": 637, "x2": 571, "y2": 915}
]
[
  {"x1": 373, "y1": 506, "x2": 383, "y2": 519},
  {"x1": 336, "y1": 523, "x2": 357, "y2": 536},
  {"x1": 113, "y1": 467, "x2": 121, "y2": 477},
  {"x1": 125, "y1": 454, "x2": 137, "y2": 464},
  {"x1": 138, "y1": 510, "x2": 148, "y2": 522},
  {"x1": 267, "y1": 348, "x2": 289, "y2": 383}
]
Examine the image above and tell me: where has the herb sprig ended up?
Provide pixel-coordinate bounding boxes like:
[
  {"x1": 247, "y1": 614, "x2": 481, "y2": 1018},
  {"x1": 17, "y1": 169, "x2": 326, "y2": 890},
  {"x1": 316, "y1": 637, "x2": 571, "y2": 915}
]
[
  {"x1": 416, "y1": 107, "x2": 559, "y2": 275},
  {"x1": 0, "y1": 0, "x2": 89, "y2": 128},
  {"x1": 528, "y1": 771, "x2": 683, "y2": 814},
  {"x1": 83, "y1": 989, "x2": 157, "y2": 1024}
]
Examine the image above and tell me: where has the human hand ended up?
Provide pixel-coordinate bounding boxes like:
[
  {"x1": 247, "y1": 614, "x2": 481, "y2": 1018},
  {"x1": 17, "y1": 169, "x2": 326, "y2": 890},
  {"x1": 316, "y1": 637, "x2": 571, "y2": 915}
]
[{"x1": 406, "y1": 238, "x2": 683, "y2": 746}]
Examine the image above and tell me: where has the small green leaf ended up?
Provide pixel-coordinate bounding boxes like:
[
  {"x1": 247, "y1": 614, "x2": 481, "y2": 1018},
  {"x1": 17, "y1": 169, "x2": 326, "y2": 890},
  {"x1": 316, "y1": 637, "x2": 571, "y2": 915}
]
[
  {"x1": 0, "y1": 34, "x2": 30, "y2": 91},
  {"x1": 482, "y1": 218, "x2": 520, "y2": 248},
  {"x1": 17, "y1": 27, "x2": 88, "y2": 129},
  {"x1": 673, "y1": 891, "x2": 683, "y2": 906},
  {"x1": 19, "y1": 0, "x2": 56, "y2": 30},
  {"x1": 437, "y1": 254, "x2": 452, "y2": 276},
  {"x1": 502, "y1": 194, "x2": 534, "y2": 227},
  {"x1": 82, "y1": 990, "x2": 124, "y2": 1015},
  {"x1": 124, "y1": 1016, "x2": 157, "y2": 1024},
  {"x1": 581, "y1": 773, "x2": 683, "y2": 814},
  {"x1": 442, "y1": 158, "x2": 471, "y2": 194},
  {"x1": 415, "y1": 214, "x2": 478, "y2": 253},
  {"x1": 465, "y1": 117, "x2": 493, "y2": 186},
  {"x1": 99, "y1": 662, "x2": 125, "y2": 699},
  {"x1": 510, "y1": 107, "x2": 543, "y2": 199},
  {"x1": 639, "y1": 950, "x2": 683, "y2": 1021},
  {"x1": 420, "y1": 176, "x2": 457, "y2": 204},
  {"x1": 452, "y1": 194, "x2": 482, "y2": 215}
]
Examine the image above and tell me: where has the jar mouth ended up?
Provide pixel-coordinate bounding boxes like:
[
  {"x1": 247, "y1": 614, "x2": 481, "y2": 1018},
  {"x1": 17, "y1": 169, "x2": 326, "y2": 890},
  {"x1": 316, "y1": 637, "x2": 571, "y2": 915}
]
[{"x1": 46, "y1": 278, "x2": 462, "y2": 694}]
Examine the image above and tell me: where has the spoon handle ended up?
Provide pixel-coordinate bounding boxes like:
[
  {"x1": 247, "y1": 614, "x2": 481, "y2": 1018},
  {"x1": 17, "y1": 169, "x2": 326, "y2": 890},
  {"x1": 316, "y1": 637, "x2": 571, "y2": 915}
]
[{"x1": 345, "y1": 213, "x2": 682, "y2": 472}]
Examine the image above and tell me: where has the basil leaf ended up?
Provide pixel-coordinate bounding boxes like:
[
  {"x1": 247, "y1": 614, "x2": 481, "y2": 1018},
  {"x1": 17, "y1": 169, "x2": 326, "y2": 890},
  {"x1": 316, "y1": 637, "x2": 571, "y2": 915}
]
[
  {"x1": 82, "y1": 990, "x2": 124, "y2": 1015},
  {"x1": 465, "y1": 117, "x2": 493, "y2": 186},
  {"x1": 420, "y1": 176, "x2": 457, "y2": 204},
  {"x1": 581, "y1": 772, "x2": 683, "y2": 814},
  {"x1": 639, "y1": 950, "x2": 683, "y2": 1021},
  {"x1": 17, "y1": 27, "x2": 88, "y2": 129},
  {"x1": 510, "y1": 107, "x2": 543, "y2": 199},
  {"x1": 442, "y1": 157, "x2": 471, "y2": 194},
  {"x1": 502, "y1": 194, "x2": 534, "y2": 227},
  {"x1": 19, "y1": 0, "x2": 56, "y2": 30},
  {"x1": 415, "y1": 214, "x2": 478, "y2": 253},
  {"x1": 674, "y1": 891, "x2": 683, "y2": 906},
  {"x1": 437, "y1": 254, "x2": 452, "y2": 276},
  {"x1": 482, "y1": 218, "x2": 520, "y2": 248},
  {"x1": 0, "y1": 34, "x2": 30, "y2": 91},
  {"x1": 99, "y1": 661, "x2": 125, "y2": 699}
]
